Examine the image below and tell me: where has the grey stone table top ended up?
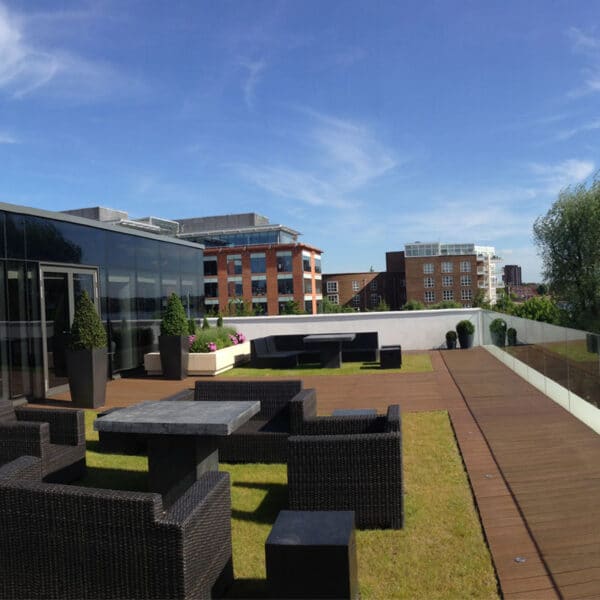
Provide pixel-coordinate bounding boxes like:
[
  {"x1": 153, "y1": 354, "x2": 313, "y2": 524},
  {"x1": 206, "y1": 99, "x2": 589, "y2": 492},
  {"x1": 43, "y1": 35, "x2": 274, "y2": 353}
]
[
  {"x1": 332, "y1": 408, "x2": 377, "y2": 416},
  {"x1": 93, "y1": 400, "x2": 260, "y2": 436},
  {"x1": 267, "y1": 510, "x2": 355, "y2": 546},
  {"x1": 303, "y1": 333, "x2": 356, "y2": 344}
]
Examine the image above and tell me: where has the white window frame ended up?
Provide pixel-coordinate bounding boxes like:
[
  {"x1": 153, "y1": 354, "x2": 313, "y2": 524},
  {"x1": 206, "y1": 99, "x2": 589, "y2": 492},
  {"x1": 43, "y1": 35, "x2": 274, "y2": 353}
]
[
  {"x1": 326, "y1": 280, "x2": 338, "y2": 294},
  {"x1": 352, "y1": 280, "x2": 359, "y2": 291},
  {"x1": 461, "y1": 289, "x2": 473, "y2": 300},
  {"x1": 424, "y1": 290, "x2": 435, "y2": 303},
  {"x1": 441, "y1": 261, "x2": 453, "y2": 273},
  {"x1": 460, "y1": 261, "x2": 471, "y2": 272},
  {"x1": 443, "y1": 290, "x2": 454, "y2": 301},
  {"x1": 461, "y1": 275, "x2": 472, "y2": 286},
  {"x1": 442, "y1": 275, "x2": 453, "y2": 287},
  {"x1": 424, "y1": 277, "x2": 434, "y2": 288},
  {"x1": 327, "y1": 294, "x2": 339, "y2": 304},
  {"x1": 423, "y1": 263, "x2": 434, "y2": 274}
]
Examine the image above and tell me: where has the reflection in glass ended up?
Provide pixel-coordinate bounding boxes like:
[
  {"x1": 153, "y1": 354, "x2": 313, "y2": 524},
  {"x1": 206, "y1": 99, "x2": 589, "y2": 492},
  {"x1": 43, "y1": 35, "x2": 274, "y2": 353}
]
[{"x1": 43, "y1": 272, "x2": 70, "y2": 389}]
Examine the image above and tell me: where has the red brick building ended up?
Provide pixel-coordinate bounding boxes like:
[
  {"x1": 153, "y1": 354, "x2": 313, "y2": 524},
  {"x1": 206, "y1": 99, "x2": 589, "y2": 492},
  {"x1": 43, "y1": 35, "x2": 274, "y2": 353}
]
[{"x1": 322, "y1": 272, "x2": 388, "y2": 311}]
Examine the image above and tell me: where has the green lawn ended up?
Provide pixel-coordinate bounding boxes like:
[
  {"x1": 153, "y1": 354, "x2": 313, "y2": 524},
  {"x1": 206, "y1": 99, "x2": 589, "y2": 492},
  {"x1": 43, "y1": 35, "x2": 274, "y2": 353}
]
[
  {"x1": 220, "y1": 352, "x2": 433, "y2": 377},
  {"x1": 82, "y1": 410, "x2": 498, "y2": 599},
  {"x1": 541, "y1": 339, "x2": 600, "y2": 363}
]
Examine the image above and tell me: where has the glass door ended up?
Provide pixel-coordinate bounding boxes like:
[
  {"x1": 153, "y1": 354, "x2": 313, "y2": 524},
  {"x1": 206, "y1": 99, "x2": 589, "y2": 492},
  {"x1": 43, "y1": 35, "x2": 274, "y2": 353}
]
[{"x1": 40, "y1": 266, "x2": 99, "y2": 394}]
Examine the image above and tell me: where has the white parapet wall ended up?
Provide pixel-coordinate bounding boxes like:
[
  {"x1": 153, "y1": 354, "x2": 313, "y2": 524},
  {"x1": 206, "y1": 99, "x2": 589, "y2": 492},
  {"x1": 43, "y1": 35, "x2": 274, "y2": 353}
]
[{"x1": 215, "y1": 309, "x2": 483, "y2": 351}]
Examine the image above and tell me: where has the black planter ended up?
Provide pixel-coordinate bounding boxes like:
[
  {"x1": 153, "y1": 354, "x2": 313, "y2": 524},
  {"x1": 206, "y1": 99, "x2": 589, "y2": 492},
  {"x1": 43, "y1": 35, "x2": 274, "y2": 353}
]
[
  {"x1": 66, "y1": 348, "x2": 107, "y2": 408},
  {"x1": 507, "y1": 330, "x2": 517, "y2": 346},
  {"x1": 159, "y1": 335, "x2": 189, "y2": 380},
  {"x1": 490, "y1": 331, "x2": 506, "y2": 347},
  {"x1": 446, "y1": 338, "x2": 457, "y2": 350},
  {"x1": 457, "y1": 332, "x2": 474, "y2": 349}
]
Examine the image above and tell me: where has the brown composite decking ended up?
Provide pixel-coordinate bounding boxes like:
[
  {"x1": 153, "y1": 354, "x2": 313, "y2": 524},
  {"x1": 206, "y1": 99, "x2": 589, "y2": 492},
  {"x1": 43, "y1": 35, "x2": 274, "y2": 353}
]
[{"x1": 46, "y1": 347, "x2": 600, "y2": 598}]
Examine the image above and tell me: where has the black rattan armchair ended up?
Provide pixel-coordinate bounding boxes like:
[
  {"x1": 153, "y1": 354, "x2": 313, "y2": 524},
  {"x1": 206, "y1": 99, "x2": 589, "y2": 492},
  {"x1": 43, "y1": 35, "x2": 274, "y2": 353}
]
[
  {"x1": 0, "y1": 400, "x2": 86, "y2": 482},
  {"x1": 287, "y1": 404, "x2": 403, "y2": 529},
  {"x1": 193, "y1": 380, "x2": 312, "y2": 463},
  {"x1": 0, "y1": 456, "x2": 233, "y2": 600}
]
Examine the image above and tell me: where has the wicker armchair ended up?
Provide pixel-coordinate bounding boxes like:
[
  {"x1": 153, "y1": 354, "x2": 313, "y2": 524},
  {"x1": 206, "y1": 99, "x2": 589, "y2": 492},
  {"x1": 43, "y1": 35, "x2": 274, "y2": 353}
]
[
  {"x1": 193, "y1": 380, "x2": 313, "y2": 463},
  {"x1": 0, "y1": 456, "x2": 233, "y2": 600},
  {"x1": 287, "y1": 404, "x2": 403, "y2": 529},
  {"x1": 0, "y1": 401, "x2": 86, "y2": 482}
]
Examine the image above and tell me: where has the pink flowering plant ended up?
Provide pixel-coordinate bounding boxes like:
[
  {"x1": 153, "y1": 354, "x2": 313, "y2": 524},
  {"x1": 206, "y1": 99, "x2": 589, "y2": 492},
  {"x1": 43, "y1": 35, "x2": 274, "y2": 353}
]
[{"x1": 188, "y1": 323, "x2": 246, "y2": 353}]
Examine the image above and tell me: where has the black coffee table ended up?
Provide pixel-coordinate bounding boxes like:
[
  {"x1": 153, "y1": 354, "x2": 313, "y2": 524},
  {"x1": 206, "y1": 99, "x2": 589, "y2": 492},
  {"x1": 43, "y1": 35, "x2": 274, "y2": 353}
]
[{"x1": 303, "y1": 333, "x2": 356, "y2": 368}]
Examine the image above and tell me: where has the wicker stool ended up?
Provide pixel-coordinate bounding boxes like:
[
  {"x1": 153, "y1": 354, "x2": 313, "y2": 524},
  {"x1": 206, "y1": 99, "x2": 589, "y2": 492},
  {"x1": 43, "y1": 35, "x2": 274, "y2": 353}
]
[{"x1": 265, "y1": 510, "x2": 359, "y2": 599}]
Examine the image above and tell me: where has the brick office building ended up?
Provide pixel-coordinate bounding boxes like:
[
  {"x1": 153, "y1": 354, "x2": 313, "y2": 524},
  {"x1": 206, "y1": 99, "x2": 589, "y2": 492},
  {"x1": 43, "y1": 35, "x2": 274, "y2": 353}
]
[
  {"x1": 176, "y1": 214, "x2": 323, "y2": 315},
  {"x1": 503, "y1": 264, "x2": 522, "y2": 286},
  {"x1": 322, "y1": 272, "x2": 388, "y2": 311}
]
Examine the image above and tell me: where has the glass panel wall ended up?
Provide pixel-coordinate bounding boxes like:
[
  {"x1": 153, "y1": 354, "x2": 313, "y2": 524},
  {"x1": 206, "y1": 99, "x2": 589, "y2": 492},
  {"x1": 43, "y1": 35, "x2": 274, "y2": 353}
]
[
  {"x1": 0, "y1": 208, "x2": 204, "y2": 398},
  {"x1": 482, "y1": 310, "x2": 600, "y2": 409}
]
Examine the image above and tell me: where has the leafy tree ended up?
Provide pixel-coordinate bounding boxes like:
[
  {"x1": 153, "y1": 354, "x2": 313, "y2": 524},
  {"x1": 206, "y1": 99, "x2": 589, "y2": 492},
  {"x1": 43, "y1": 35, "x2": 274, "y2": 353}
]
[
  {"x1": 494, "y1": 290, "x2": 515, "y2": 314},
  {"x1": 281, "y1": 300, "x2": 304, "y2": 315},
  {"x1": 373, "y1": 299, "x2": 390, "y2": 311},
  {"x1": 69, "y1": 291, "x2": 107, "y2": 350},
  {"x1": 430, "y1": 300, "x2": 462, "y2": 310},
  {"x1": 160, "y1": 293, "x2": 189, "y2": 336},
  {"x1": 402, "y1": 299, "x2": 425, "y2": 311},
  {"x1": 321, "y1": 297, "x2": 349, "y2": 313},
  {"x1": 472, "y1": 290, "x2": 491, "y2": 309},
  {"x1": 534, "y1": 178, "x2": 600, "y2": 330},
  {"x1": 512, "y1": 296, "x2": 561, "y2": 324},
  {"x1": 536, "y1": 284, "x2": 548, "y2": 296},
  {"x1": 202, "y1": 316, "x2": 210, "y2": 329}
]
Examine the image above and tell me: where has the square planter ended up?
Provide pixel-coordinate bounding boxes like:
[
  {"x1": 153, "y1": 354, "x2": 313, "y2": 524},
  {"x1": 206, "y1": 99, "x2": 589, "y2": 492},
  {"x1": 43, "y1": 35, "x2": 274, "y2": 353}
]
[{"x1": 145, "y1": 341, "x2": 251, "y2": 377}]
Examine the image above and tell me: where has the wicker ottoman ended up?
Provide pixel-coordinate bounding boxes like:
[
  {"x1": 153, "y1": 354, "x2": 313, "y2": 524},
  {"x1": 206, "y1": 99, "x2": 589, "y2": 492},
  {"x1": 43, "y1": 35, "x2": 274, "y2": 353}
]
[
  {"x1": 265, "y1": 510, "x2": 359, "y2": 599},
  {"x1": 380, "y1": 345, "x2": 402, "y2": 369}
]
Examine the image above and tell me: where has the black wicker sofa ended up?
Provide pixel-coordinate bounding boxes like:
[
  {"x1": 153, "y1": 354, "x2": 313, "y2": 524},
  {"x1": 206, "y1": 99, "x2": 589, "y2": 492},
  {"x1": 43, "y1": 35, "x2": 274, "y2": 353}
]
[
  {"x1": 0, "y1": 455, "x2": 233, "y2": 599},
  {"x1": 250, "y1": 332, "x2": 379, "y2": 368},
  {"x1": 0, "y1": 400, "x2": 86, "y2": 483}
]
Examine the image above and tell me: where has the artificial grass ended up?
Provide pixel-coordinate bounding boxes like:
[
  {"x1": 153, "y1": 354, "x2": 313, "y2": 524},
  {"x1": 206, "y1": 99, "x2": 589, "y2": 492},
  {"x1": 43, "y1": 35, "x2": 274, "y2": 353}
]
[
  {"x1": 220, "y1": 352, "x2": 433, "y2": 377},
  {"x1": 541, "y1": 340, "x2": 600, "y2": 363},
  {"x1": 81, "y1": 410, "x2": 498, "y2": 599}
]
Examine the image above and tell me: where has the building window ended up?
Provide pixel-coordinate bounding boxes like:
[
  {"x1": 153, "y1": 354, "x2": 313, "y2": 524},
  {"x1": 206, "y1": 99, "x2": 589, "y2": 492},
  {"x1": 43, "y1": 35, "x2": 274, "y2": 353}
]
[
  {"x1": 442, "y1": 275, "x2": 453, "y2": 287},
  {"x1": 461, "y1": 289, "x2": 473, "y2": 301},
  {"x1": 424, "y1": 277, "x2": 434, "y2": 288},
  {"x1": 460, "y1": 261, "x2": 471, "y2": 272},
  {"x1": 302, "y1": 254, "x2": 311, "y2": 272},
  {"x1": 370, "y1": 280, "x2": 377, "y2": 291},
  {"x1": 314, "y1": 256, "x2": 322, "y2": 274},
  {"x1": 304, "y1": 300, "x2": 313, "y2": 313},
  {"x1": 441, "y1": 262, "x2": 453, "y2": 273},
  {"x1": 250, "y1": 253, "x2": 266, "y2": 273},
  {"x1": 227, "y1": 255, "x2": 242, "y2": 275},
  {"x1": 461, "y1": 275, "x2": 472, "y2": 286},
  {"x1": 227, "y1": 280, "x2": 243, "y2": 297},
  {"x1": 277, "y1": 252, "x2": 293, "y2": 272},
  {"x1": 315, "y1": 279, "x2": 322, "y2": 294},
  {"x1": 251, "y1": 278, "x2": 267, "y2": 296},
  {"x1": 424, "y1": 290, "x2": 435, "y2": 303},
  {"x1": 352, "y1": 294, "x2": 360, "y2": 307},
  {"x1": 352, "y1": 280, "x2": 359, "y2": 291},
  {"x1": 252, "y1": 301, "x2": 267, "y2": 315},
  {"x1": 443, "y1": 290, "x2": 454, "y2": 301},
  {"x1": 370, "y1": 293, "x2": 380, "y2": 307},
  {"x1": 203, "y1": 259, "x2": 218, "y2": 276},
  {"x1": 277, "y1": 277, "x2": 294, "y2": 295},
  {"x1": 326, "y1": 280, "x2": 338, "y2": 293},
  {"x1": 423, "y1": 263, "x2": 434, "y2": 274},
  {"x1": 204, "y1": 281, "x2": 218, "y2": 297},
  {"x1": 327, "y1": 294, "x2": 339, "y2": 304},
  {"x1": 303, "y1": 279, "x2": 313, "y2": 294}
]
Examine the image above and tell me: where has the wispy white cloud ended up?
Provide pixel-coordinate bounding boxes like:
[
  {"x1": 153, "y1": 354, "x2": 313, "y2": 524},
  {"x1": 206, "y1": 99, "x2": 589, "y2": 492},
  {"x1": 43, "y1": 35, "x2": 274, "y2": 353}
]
[
  {"x1": 0, "y1": 131, "x2": 17, "y2": 144},
  {"x1": 0, "y1": 2, "x2": 140, "y2": 100},
  {"x1": 237, "y1": 110, "x2": 398, "y2": 209},
  {"x1": 554, "y1": 118, "x2": 600, "y2": 141},
  {"x1": 566, "y1": 27, "x2": 600, "y2": 97},
  {"x1": 239, "y1": 58, "x2": 266, "y2": 110},
  {"x1": 528, "y1": 158, "x2": 595, "y2": 194}
]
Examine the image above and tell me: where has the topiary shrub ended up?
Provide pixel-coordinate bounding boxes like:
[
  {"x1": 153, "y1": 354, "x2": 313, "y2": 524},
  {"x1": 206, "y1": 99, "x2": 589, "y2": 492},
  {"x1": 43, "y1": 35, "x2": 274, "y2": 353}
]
[
  {"x1": 507, "y1": 327, "x2": 517, "y2": 346},
  {"x1": 445, "y1": 330, "x2": 457, "y2": 349},
  {"x1": 69, "y1": 291, "x2": 107, "y2": 350},
  {"x1": 456, "y1": 319, "x2": 475, "y2": 349},
  {"x1": 216, "y1": 314, "x2": 223, "y2": 327},
  {"x1": 160, "y1": 293, "x2": 188, "y2": 336},
  {"x1": 188, "y1": 319, "x2": 196, "y2": 335},
  {"x1": 202, "y1": 316, "x2": 210, "y2": 330},
  {"x1": 489, "y1": 318, "x2": 507, "y2": 347}
]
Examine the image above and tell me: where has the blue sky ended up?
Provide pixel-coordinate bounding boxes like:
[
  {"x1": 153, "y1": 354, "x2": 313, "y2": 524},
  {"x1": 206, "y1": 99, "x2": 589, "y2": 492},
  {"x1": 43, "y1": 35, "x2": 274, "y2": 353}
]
[{"x1": 1, "y1": 1, "x2": 599, "y2": 282}]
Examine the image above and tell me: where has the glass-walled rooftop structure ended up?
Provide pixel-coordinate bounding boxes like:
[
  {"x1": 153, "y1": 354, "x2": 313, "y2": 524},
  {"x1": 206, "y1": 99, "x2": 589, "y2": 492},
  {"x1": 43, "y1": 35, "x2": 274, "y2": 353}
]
[
  {"x1": 405, "y1": 242, "x2": 497, "y2": 257},
  {"x1": 180, "y1": 225, "x2": 298, "y2": 248},
  {"x1": 0, "y1": 202, "x2": 204, "y2": 403}
]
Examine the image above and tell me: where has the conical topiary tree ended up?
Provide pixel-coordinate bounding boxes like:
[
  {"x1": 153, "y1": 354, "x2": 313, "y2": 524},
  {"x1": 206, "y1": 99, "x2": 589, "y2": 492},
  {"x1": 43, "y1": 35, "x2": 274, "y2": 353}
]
[
  {"x1": 160, "y1": 293, "x2": 188, "y2": 336},
  {"x1": 202, "y1": 316, "x2": 210, "y2": 330},
  {"x1": 69, "y1": 291, "x2": 107, "y2": 350}
]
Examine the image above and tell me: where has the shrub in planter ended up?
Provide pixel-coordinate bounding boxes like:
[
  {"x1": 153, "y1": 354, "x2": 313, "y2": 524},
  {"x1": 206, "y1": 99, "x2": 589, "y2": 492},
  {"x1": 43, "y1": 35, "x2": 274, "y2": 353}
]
[
  {"x1": 190, "y1": 326, "x2": 239, "y2": 353},
  {"x1": 159, "y1": 293, "x2": 189, "y2": 380},
  {"x1": 66, "y1": 291, "x2": 108, "y2": 408},
  {"x1": 216, "y1": 314, "x2": 223, "y2": 327},
  {"x1": 456, "y1": 320, "x2": 475, "y2": 349},
  {"x1": 445, "y1": 330, "x2": 457, "y2": 350},
  {"x1": 507, "y1": 327, "x2": 517, "y2": 346},
  {"x1": 202, "y1": 316, "x2": 210, "y2": 330},
  {"x1": 489, "y1": 318, "x2": 507, "y2": 347}
]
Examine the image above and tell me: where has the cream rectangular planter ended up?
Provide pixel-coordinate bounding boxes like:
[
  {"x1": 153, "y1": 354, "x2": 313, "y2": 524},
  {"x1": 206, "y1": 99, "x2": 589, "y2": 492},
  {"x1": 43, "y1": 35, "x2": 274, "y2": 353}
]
[{"x1": 144, "y1": 341, "x2": 251, "y2": 377}]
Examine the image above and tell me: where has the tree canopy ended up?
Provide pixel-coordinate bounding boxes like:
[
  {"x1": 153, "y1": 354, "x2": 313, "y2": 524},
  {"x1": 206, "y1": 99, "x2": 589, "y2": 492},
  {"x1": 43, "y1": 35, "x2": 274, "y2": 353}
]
[{"x1": 533, "y1": 178, "x2": 600, "y2": 330}]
